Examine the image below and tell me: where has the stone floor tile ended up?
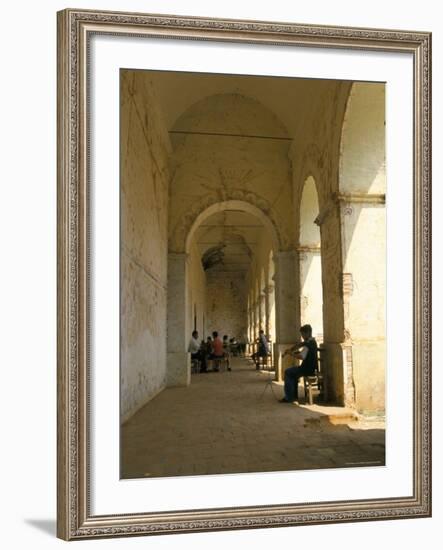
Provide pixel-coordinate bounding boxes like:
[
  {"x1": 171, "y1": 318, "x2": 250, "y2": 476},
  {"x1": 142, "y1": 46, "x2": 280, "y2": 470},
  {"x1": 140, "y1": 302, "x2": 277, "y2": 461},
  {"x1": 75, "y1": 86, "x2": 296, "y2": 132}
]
[{"x1": 121, "y1": 358, "x2": 385, "y2": 479}]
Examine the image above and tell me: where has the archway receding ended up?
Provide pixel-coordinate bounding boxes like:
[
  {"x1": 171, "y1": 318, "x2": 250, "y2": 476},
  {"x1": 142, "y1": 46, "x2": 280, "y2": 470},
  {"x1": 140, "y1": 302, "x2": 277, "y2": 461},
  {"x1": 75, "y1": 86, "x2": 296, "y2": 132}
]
[
  {"x1": 181, "y1": 202, "x2": 280, "y2": 373},
  {"x1": 185, "y1": 200, "x2": 281, "y2": 255}
]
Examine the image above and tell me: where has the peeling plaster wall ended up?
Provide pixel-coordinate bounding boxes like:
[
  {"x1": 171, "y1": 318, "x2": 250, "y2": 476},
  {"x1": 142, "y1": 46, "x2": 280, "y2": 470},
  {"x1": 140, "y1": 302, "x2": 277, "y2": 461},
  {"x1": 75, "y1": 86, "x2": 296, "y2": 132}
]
[
  {"x1": 205, "y1": 271, "x2": 247, "y2": 340},
  {"x1": 340, "y1": 83, "x2": 386, "y2": 194},
  {"x1": 340, "y1": 203, "x2": 386, "y2": 412},
  {"x1": 120, "y1": 71, "x2": 171, "y2": 423},
  {"x1": 339, "y1": 83, "x2": 386, "y2": 412}
]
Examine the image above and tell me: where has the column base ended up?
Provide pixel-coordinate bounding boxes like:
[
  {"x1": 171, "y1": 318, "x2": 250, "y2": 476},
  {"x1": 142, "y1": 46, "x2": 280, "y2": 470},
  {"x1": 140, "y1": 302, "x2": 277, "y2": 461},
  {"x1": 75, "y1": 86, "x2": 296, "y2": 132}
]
[
  {"x1": 321, "y1": 342, "x2": 350, "y2": 407},
  {"x1": 167, "y1": 352, "x2": 191, "y2": 387}
]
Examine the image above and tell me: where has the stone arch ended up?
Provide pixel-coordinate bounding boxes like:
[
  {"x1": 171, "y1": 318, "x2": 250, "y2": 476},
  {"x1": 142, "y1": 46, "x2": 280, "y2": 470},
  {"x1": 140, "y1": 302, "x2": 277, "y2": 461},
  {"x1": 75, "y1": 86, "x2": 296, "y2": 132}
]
[
  {"x1": 184, "y1": 199, "x2": 282, "y2": 254},
  {"x1": 171, "y1": 92, "x2": 289, "y2": 142},
  {"x1": 292, "y1": 145, "x2": 328, "y2": 250},
  {"x1": 168, "y1": 91, "x2": 294, "y2": 253},
  {"x1": 339, "y1": 82, "x2": 386, "y2": 196},
  {"x1": 298, "y1": 144, "x2": 327, "y2": 211}
]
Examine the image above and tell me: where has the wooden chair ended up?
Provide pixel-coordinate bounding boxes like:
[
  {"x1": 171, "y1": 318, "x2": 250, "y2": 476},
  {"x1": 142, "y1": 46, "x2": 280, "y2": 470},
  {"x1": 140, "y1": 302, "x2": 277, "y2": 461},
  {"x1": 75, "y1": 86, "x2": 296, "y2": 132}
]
[
  {"x1": 303, "y1": 347, "x2": 326, "y2": 404},
  {"x1": 220, "y1": 354, "x2": 230, "y2": 372},
  {"x1": 190, "y1": 356, "x2": 201, "y2": 374},
  {"x1": 257, "y1": 351, "x2": 272, "y2": 371},
  {"x1": 212, "y1": 356, "x2": 223, "y2": 372}
]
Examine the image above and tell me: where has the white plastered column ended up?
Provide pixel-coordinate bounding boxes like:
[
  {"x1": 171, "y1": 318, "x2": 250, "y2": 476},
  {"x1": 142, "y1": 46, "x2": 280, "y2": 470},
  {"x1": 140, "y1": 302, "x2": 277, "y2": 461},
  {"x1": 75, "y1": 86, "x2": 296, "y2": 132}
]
[
  {"x1": 267, "y1": 284, "x2": 276, "y2": 343},
  {"x1": 339, "y1": 194, "x2": 386, "y2": 412},
  {"x1": 264, "y1": 285, "x2": 272, "y2": 339},
  {"x1": 259, "y1": 292, "x2": 266, "y2": 332},
  {"x1": 273, "y1": 250, "x2": 300, "y2": 381},
  {"x1": 335, "y1": 81, "x2": 386, "y2": 412},
  {"x1": 167, "y1": 253, "x2": 190, "y2": 387},
  {"x1": 254, "y1": 298, "x2": 259, "y2": 341}
]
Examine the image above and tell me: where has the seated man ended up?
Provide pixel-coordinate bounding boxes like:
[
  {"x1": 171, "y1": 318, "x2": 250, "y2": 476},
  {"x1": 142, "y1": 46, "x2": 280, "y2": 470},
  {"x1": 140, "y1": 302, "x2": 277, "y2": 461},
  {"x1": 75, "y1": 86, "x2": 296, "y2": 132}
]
[
  {"x1": 279, "y1": 324, "x2": 318, "y2": 404},
  {"x1": 198, "y1": 337, "x2": 211, "y2": 373},
  {"x1": 252, "y1": 329, "x2": 269, "y2": 370},
  {"x1": 187, "y1": 330, "x2": 206, "y2": 372},
  {"x1": 202, "y1": 336, "x2": 213, "y2": 371},
  {"x1": 210, "y1": 331, "x2": 224, "y2": 371}
]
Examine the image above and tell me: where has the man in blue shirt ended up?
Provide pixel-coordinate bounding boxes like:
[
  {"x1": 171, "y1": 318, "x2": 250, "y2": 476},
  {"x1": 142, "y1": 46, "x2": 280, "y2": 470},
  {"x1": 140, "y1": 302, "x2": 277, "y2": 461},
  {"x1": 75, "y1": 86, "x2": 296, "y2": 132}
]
[
  {"x1": 279, "y1": 324, "x2": 318, "y2": 404},
  {"x1": 252, "y1": 329, "x2": 269, "y2": 370}
]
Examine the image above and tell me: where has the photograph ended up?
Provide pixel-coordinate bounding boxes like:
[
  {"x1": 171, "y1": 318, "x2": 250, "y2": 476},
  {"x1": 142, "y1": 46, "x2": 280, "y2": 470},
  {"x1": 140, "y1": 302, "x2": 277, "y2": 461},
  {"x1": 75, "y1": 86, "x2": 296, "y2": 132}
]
[
  {"x1": 54, "y1": 5, "x2": 431, "y2": 540},
  {"x1": 119, "y1": 69, "x2": 387, "y2": 480},
  {"x1": 1, "y1": 0, "x2": 439, "y2": 548}
]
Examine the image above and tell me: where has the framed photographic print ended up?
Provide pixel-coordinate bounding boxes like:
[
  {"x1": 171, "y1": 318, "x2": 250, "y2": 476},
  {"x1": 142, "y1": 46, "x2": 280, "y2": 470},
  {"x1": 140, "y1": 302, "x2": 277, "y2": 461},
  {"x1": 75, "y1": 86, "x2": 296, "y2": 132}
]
[{"x1": 57, "y1": 8, "x2": 431, "y2": 540}]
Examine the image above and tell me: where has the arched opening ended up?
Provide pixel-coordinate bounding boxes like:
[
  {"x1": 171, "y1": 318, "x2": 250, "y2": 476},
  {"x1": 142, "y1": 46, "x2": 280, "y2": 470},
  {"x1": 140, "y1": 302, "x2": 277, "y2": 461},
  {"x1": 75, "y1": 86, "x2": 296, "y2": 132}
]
[
  {"x1": 299, "y1": 176, "x2": 324, "y2": 342},
  {"x1": 169, "y1": 202, "x2": 282, "y2": 385},
  {"x1": 185, "y1": 200, "x2": 280, "y2": 255}
]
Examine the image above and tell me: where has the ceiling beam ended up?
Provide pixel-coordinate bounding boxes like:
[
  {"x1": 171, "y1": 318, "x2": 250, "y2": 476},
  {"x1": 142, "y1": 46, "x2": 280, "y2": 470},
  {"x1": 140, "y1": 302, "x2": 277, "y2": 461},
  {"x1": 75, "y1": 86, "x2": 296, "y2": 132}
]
[{"x1": 170, "y1": 129, "x2": 292, "y2": 141}]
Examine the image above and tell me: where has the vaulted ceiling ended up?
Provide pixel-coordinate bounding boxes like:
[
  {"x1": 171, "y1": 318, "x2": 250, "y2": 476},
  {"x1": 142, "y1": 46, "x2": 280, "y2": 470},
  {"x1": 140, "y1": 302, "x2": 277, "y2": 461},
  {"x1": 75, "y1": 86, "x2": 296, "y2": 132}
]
[
  {"x1": 143, "y1": 70, "x2": 351, "y2": 275},
  {"x1": 146, "y1": 69, "x2": 346, "y2": 139},
  {"x1": 194, "y1": 210, "x2": 264, "y2": 273}
]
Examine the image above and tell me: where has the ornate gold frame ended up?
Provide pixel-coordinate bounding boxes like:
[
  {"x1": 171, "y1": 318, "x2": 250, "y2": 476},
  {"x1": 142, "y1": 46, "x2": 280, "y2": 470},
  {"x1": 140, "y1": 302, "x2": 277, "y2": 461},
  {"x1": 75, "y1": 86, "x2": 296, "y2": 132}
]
[{"x1": 57, "y1": 8, "x2": 431, "y2": 540}]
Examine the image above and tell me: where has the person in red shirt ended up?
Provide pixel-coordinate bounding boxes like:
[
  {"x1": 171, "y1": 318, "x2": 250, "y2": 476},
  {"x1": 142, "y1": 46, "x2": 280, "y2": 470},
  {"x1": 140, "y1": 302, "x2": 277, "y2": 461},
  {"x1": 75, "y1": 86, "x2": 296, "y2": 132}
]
[{"x1": 211, "y1": 331, "x2": 224, "y2": 371}]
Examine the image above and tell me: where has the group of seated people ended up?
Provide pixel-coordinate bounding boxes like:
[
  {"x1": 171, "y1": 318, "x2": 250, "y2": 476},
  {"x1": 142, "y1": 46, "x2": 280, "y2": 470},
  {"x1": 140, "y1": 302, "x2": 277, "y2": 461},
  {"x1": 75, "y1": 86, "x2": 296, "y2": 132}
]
[
  {"x1": 188, "y1": 327, "x2": 273, "y2": 373},
  {"x1": 188, "y1": 330, "x2": 235, "y2": 373},
  {"x1": 188, "y1": 323, "x2": 320, "y2": 404}
]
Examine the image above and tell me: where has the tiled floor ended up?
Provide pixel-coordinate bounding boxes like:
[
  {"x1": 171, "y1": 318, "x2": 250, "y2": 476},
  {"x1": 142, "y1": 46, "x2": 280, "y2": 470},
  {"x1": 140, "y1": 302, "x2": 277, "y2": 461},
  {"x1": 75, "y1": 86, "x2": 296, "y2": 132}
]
[{"x1": 121, "y1": 357, "x2": 385, "y2": 479}]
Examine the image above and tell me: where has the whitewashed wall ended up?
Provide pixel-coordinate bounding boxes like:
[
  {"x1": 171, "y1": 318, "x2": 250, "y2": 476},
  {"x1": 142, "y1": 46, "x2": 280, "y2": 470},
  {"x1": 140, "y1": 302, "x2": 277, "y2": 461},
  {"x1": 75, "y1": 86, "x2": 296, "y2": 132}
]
[{"x1": 120, "y1": 71, "x2": 171, "y2": 422}]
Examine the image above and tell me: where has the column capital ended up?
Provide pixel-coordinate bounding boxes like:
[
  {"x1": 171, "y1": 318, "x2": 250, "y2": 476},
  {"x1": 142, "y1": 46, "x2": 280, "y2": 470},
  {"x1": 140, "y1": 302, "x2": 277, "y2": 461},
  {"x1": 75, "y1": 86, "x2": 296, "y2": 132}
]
[
  {"x1": 313, "y1": 192, "x2": 384, "y2": 226},
  {"x1": 274, "y1": 248, "x2": 298, "y2": 261},
  {"x1": 333, "y1": 191, "x2": 386, "y2": 205},
  {"x1": 297, "y1": 245, "x2": 321, "y2": 254}
]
